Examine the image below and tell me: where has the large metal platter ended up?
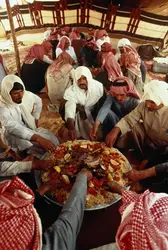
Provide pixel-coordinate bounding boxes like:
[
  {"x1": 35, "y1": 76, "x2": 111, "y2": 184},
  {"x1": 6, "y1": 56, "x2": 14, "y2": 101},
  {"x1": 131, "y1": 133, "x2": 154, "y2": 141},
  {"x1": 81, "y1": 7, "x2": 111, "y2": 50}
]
[
  {"x1": 35, "y1": 170, "x2": 130, "y2": 210},
  {"x1": 35, "y1": 141, "x2": 131, "y2": 211}
]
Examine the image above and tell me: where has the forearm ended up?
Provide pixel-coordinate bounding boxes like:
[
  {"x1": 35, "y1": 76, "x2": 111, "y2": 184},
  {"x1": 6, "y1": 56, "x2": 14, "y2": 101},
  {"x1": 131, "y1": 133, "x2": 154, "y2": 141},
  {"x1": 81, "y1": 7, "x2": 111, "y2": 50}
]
[
  {"x1": 43, "y1": 55, "x2": 53, "y2": 64},
  {"x1": 111, "y1": 126, "x2": 121, "y2": 137},
  {"x1": 42, "y1": 174, "x2": 87, "y2": 250},
  {"x1": 137, "y1": 163, "x2": 168, "y2": 180},
  {"x1": 0, "y1": 161, "x2": 32, "y2": 176},
  {"x1": 30, "y1": 134, "x2": 44, "y2": 143},
  {"x1": 93, "y1": 120, "x2": 101, "y2": 131},
  {"x1": 140, "y1": 167, "x2": 156, "y2": 179},
  {"x1": 67, "y1": 118, "x2": 75, "y2": 130},
  {"x1": 96, "y1": 95, "x2": 113, "y2": 124}
]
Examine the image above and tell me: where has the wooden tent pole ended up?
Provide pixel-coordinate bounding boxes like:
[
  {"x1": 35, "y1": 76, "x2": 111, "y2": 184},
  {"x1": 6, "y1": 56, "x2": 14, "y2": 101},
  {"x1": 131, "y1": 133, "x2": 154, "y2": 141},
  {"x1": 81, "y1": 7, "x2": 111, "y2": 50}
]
[{"x1": 5, "y1": 0, "x2": 21, "y2": 76}]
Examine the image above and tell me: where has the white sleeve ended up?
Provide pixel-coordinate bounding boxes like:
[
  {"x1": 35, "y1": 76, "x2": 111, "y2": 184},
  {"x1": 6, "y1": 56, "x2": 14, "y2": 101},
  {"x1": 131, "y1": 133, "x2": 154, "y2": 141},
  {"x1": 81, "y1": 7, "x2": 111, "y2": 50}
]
[
  {"x1": 2, "y1": 58, "x2": 8, "y2": 73},
  {"x1": 43, "y1": 31, "x2": 50, "y2": 40},
  {"x1": 31, "y1": 94, "x2": 42, "y2": 120},
  {"x1": 114, "y1": 52, "x2": 120, "y2": 62},
  {"x1": 96, "y1": 40, "x2": 102, "y2": 51},
  {"x1": 0, "y1": 107, "x2": 34, "y2": 140},
  {"x1": 56, "y1": 48, "x2": 62, "y2": 58},
  {"x1": 0, "y1": 161, "x2": 32, "y2": 176},
  {"x1": 65, "y1": 101, "x2": 77, "y2": 121},
  {"x1": 43, "y1": 55, "x2": 53, "y2": 64},
  {"x1": 70, "y1": 47, "x2": 77, "y2": 62}
]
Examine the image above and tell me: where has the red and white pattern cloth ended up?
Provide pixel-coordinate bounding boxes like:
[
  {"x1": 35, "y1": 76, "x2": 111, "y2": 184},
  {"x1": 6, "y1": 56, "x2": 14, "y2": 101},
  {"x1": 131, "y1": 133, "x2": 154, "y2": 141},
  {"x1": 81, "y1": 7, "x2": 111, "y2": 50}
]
[
  {"x1": 116, "y1": 190, "x2": 168, "y2": 250},
  {"x1": 120, "y1": 45, "x2": 141, "y2": 77},
  {"x1": 110, "y1": 76, "x2": 140, "y2": 99},
  {"x1": 69, "y1": 28, "x2": 80, "y2": 41},
  {"x1": 102, "y1": 42, "x2": 123, "y2": 82},
  {"x1": 0, "y1": 177, "x2": 42, "y2": 250}
]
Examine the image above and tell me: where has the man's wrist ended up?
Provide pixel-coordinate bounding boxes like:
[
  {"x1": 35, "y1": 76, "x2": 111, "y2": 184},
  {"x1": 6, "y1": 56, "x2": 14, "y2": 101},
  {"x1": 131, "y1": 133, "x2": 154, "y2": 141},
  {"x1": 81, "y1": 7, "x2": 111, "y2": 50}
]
[
  {"x1": 94, "y1": 121, "x2": 100, "y2": 131},
  {"x1": 112, "y1": 127, "x2": 121, "y2": 136},
  {"x1": 142, "y1": 167, "x2": 156, "y2": 179}
]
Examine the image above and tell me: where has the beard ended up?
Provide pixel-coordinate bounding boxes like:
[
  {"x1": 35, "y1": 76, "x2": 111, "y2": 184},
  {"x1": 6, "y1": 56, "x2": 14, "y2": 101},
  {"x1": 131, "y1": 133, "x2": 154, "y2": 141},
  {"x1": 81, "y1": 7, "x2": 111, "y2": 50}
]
[
  {"x1": 79, "y1": 84, "x2": 87, "y2": 90},
  {"x1": 15, "y1": 99, "x2": 22, "y2": 104}
]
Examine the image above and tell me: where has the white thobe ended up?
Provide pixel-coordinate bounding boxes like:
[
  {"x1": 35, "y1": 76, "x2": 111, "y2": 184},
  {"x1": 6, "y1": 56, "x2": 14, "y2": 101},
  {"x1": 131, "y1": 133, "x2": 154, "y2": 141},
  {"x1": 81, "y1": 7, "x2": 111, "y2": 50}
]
[
  {"x1": 0, "y1": 63, "x2": 6, "y2": 87},
  {"x1": 0, "y1": 161, "x2": 32, "y2": 176},
  {"x1": 96, "y1": 36, "x2": 111, "y2": 50},
  {"x1": 0, "y1": 92, "x2": 59, "y2": 153},
  {"x1": 56, "y1": 47, "x2": 77, "y2": 62}
]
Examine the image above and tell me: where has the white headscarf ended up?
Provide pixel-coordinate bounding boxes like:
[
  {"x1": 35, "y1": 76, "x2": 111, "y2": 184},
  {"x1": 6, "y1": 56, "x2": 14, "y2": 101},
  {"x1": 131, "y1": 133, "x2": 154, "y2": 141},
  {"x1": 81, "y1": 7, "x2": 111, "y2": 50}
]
[
  {"x1": 142, "y1": 80, "x2": 168, "y2": 106},
  {"x1": 57, "y1": 35, "x2": 71, "y2": 48},
  {"x1": 64, "y1": 66, "x2": 103, "y2": 107},
  {"x1": 0, "y1": 75, "x2": 37, "y2": 130},
  {"x1": 115, "y1": 38, "x2": 132, "y2": 61},
  {"x1": 117, "y1": 38, "x2": 131, "y2": 49}
]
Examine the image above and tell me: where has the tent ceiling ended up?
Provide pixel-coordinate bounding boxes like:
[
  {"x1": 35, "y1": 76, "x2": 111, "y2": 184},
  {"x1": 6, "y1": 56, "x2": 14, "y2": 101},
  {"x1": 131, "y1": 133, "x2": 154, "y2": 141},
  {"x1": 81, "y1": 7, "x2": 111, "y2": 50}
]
[
  {"x1": 90, "y1": 0, "x2": 168, "y2": 16},
  {"x1": 35, "y1": 0, "x2": 168, "y2": 16},
  {"x1": 0, "y1": 0, "x2": 167, "y2": 46}
]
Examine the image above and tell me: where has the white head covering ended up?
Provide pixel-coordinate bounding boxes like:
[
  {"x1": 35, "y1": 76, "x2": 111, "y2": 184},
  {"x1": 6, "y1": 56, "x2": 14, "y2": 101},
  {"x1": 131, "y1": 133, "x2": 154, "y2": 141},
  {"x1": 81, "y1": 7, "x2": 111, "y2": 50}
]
[
  {"x1": 115, "y1": 38, "x2": 132, "y2": 61},
  {"x1": 142, "y1": 80, "x2": 168, "y2": 106},
  {"x1": 1, "y1": 75, "x2": 36, "y2": 130},
  {"x1": 57, "y1": 35, "x2": 71, "y2": 48},
  {"x1": 117, "y1": 38, "x2": 131, "y2": 49},
  {"x1": 64, "y1": 66, "x2": 103, "y2": 107}
]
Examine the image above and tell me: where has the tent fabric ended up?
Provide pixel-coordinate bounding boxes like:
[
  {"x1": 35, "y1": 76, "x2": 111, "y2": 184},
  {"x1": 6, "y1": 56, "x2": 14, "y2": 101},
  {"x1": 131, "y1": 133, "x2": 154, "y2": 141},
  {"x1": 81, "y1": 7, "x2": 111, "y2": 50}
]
[{"x1": 0, "y1": 1, "x2": 168, "y2": 44}]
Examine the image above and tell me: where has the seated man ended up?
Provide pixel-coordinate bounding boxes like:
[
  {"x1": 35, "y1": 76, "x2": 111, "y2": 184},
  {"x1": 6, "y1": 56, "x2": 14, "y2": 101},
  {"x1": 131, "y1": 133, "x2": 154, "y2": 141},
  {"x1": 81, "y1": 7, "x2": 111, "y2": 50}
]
[
  {"x1": 116, "y1": 38, "x2": 147, "y2": 83},
  {"x1": 79, "y1": 35, "x2": 99, "y2": 68},
  {"x1": 0, "y1": 169, "x2": 92, "y2": 250},
  {"x1": 21, "y1": 43, "x2": 53, "y2": 94},
  {"x1": 63, "y1": 66, "x2": 104, "y2": 140},
  {"x1": 95, "y1": 29, "x2": 111, "y2": 51},
  {"x1": 90, "y1": 76, "x2": 140, "y2": 139},
  {"x1": 0, "y1": 75, "x2": 59, "y2": 157},
  {"x1": 105, "y1": 80, "x2": 168, "y2": 159}
]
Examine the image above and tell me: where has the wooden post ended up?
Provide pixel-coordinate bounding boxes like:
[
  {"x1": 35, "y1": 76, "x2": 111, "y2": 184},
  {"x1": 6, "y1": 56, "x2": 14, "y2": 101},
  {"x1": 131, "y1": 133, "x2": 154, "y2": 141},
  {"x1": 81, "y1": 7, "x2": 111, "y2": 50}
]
[{"x1": 5, "y1": 0, "x2": 21, "y2": 76}]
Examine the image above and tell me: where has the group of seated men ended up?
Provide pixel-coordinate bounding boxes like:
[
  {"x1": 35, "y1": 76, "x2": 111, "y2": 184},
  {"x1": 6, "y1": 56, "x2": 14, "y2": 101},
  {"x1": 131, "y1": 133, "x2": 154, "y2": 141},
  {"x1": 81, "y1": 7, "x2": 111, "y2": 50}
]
[{"x1": 0, "y1": 26, "x2": 168, "y2": 250}]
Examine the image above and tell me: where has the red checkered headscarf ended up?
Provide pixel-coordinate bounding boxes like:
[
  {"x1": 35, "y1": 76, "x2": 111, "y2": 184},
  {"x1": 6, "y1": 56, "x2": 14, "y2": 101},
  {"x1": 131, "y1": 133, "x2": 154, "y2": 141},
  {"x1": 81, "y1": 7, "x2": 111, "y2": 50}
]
[
  {"x1": 102, "y1": 43, "x2": 123, "y2": 82},
  {"x1": 120, "y1": 45, "x2": 141, "y2": 77},
  {"x1": 24, "y1": 44, "x2": 45, "y2": 64},
  {"x1": 57, "y1": 36, "x2": 71, "y2": 51},
  {"x1": 69, "y1": 28, "x2": 80, "y2": 41},
  {"x1": 0, "y1": 177, "x2": 42, "y2": 250},
  {"x1": 110, "y1": 76, "x2": 140, "y2": 99},
  {"x1": 116, "y1": 190, "x2": 168, "y2": 250},
  {"x1": 95, "y1": 29, "x2": 108, "y2": 40},
  {"x1": 41, "y1": 40, "x2": 53, "y2": 59}
]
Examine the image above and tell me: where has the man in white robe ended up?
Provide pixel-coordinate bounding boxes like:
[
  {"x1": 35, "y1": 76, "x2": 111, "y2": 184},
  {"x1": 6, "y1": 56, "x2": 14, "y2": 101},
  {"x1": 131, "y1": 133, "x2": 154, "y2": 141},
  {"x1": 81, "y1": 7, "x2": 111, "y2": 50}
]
[
  {"x1": 0, "y1": 75, "x2": 59, "y2": 157},
  {"x1": 63, "y1": 66, "x2": 104, "y2": 140}
]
